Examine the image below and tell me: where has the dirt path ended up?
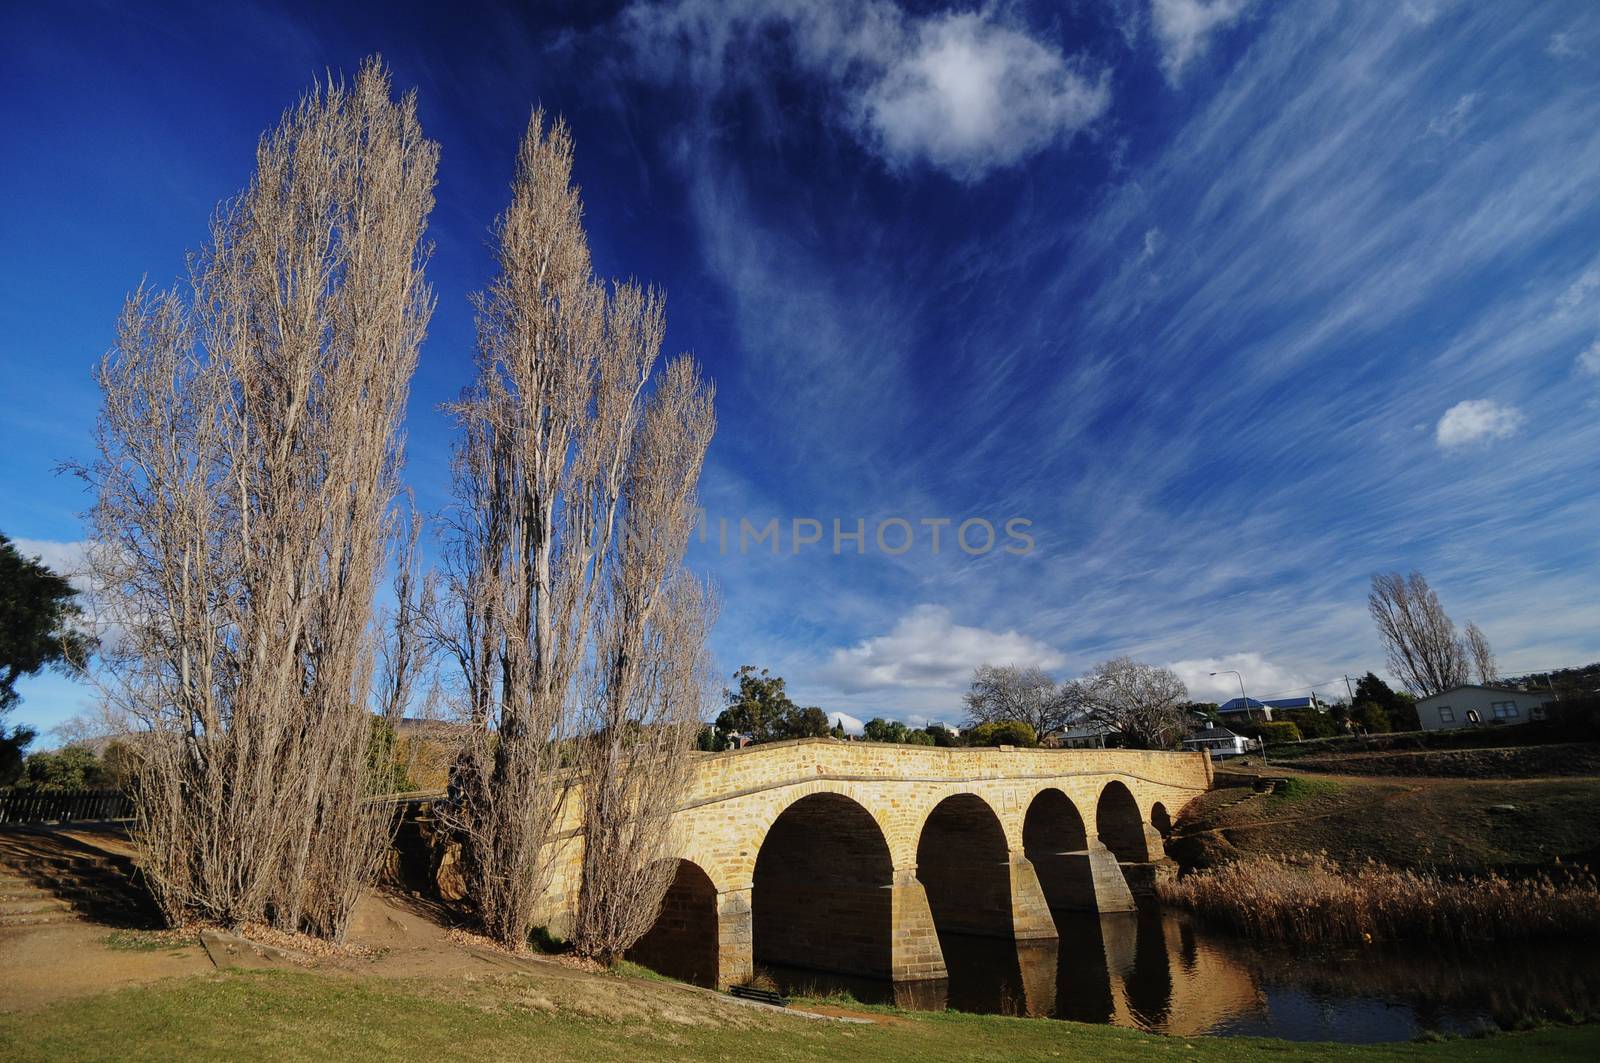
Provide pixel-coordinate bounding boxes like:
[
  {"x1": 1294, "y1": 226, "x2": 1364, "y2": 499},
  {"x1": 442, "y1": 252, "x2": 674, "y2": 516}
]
[{"x1": 0, "y1": 921, "x2": 213, "y2": 1012}]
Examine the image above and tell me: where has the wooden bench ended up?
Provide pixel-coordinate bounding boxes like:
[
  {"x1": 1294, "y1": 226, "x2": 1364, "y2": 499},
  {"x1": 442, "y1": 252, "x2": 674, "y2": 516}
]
[{"x1": 729, "y1": 984, "x2": 789, "y2": 1007}]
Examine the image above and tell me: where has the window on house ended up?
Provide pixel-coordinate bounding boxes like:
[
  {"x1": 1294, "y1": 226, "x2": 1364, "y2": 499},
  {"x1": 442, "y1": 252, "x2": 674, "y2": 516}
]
[
  {"x1": 1437, "y1": 706, "x2": 1454, "y2": 723},
  {"x1": 1492, "y1": 701, "x2": 1518, "y2": 719}
]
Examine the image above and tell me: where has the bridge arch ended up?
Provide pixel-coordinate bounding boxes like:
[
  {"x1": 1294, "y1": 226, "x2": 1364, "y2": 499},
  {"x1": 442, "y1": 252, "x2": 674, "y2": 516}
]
[
  {"x1": 626, "y1": 858, "x2": 719, "y2": 987},
  {"x1": 1022, "y1": 787, "x2": 1098, "y2": 913},
  {"x1": 752, "y1": 791, "x2": 894, "y2": 979},
  {"x1": 916, "y1": 792, "x2": 1014, "y2": 939},
  {"x1": 1096, "y1": 779, "x2": 1150, "y2": 862},
  {"x1": 1150, "y1": 801, "x2": 1173, "y2": 839}
]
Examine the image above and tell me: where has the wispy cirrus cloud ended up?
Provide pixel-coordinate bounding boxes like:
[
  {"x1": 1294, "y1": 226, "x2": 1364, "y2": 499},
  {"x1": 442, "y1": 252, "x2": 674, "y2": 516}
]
[
  {"x1": 675, "y1": 1, "x2": 1600, "y2": 722},
  {"x1": 1426, "y1": 92, "x2": 1480, "y2": 138}
]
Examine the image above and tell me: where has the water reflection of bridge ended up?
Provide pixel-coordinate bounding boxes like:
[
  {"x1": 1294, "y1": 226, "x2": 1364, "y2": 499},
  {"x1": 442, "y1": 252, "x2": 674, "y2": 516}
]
[{"x1": 757, "y1": 908, "x2": 1265, "y2": 1034}]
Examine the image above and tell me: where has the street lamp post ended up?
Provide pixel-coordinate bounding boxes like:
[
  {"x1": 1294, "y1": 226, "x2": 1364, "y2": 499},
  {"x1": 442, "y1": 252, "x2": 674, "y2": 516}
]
[
  {"x1": 1211, "y1": 669, "x2": 1265, "y2": 764},
  {"x1": 1210, "y1": 669, "x2": 1251, "y2": 722}
]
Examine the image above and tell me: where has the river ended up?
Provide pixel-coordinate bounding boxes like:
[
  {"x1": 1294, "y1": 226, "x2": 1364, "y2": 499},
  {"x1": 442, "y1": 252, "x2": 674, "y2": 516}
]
[{"x1": 766, "y1": 906, "x2": 1600, "y2": 1043}]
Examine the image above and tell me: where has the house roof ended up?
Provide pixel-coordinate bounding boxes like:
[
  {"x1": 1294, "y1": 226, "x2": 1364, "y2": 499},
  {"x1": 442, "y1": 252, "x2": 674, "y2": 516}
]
[
  {"x1": 1218, "y1": 695, "x2": 1320, "y2": 712},
  {"x1": 1183, "y1": 727, "x2": 1241, "y2": 741},
  {"x1": 1416, "y1": 685, "x2": 1552, "y2": 705}
]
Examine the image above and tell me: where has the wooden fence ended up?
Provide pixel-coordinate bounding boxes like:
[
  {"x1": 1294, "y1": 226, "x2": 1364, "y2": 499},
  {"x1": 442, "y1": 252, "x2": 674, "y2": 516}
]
[{"x1": 0, "y1": 788, "x2": 133, "y2": 825}]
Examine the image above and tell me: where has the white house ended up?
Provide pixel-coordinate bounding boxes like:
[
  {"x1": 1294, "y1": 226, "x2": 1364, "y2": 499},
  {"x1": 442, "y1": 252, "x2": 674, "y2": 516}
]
[
  {"x1": 1181, "y1": 722, "x2": 1251, "y2": 759},
  {"x1": 1054, "y1": 724, "x2": 1111, "y2": 749},
  {"x1": 1415, "y1": 685, "x2": 1552, "y2": 732}
]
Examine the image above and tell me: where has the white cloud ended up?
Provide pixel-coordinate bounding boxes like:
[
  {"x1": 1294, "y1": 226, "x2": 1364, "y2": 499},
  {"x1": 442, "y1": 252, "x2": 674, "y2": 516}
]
[
  {"x1": 1435, "y1": 398, "x2": 1525, "y2": 448},
  {"x1": 1150, "y1": 0, "x2": 1249, "y2": 85},
  {"x1": 827, "y1": 710, "x2": 864, "y2": 735},
  {"x1": 1547, "y1": 31, "x2": 1580, "y2": 59},
  {"x1": 855, "y1": 13, "x2": 1109, "y2": 180},
  {"x1": 819, "y1": 603, "x2": 1063, "y2": 693},
  {"x1": 1400, "y1": 0, "x2": 1451, "y2": 27},
  {"x1": 1578, "y1": 340, "x2": 1600, "y2": 377},
  {"x1": 11, "y1": 538, "x2": 90, "y2": 582},
  {"x1": 1426, "y1": 93, "x2": 1480, "y2": 139},
  {"x1": 1140, "y1": 226, "x2": 1162, "y2": 260},
  {"x1": 1166, "y1": 652, "x2": 1346, "y2": 705},
  {"x1": 1558, "y1": 269, "x2": 1600, "y2": 312},
  {"x1": 619, "y1": 0, "x2": 1109, "y2": 181}
]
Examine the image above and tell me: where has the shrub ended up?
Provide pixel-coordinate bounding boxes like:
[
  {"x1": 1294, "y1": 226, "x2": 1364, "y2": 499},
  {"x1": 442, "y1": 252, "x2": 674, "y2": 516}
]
[
  {"x1": 1255, "y1": 721, "x2": 1302, "y2": 743},
  {"x1": 964, "y1": 720, "x2": 1038, "y2": 748},
  {"x1": 14, "y1": 744, "x2": 109, "y2": 792},
  {"x1": 1352, "y1": 700, "x2": 1392, "y2": 734},
  {"x1": 1277, "y1": 708, "x2": 1337, "y2": 739}
]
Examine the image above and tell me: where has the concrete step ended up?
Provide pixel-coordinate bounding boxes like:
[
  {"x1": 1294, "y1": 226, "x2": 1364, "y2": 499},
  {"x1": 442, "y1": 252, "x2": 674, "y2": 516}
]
[
  {"x1": 0, "y1": 910, "x2": 78, "y2": 928},
  {"x1": 0, "y1": 896, "x2": 72, "y2": 916},
  {"x1": 0, "y1": 877, "x2": 52, "y2": 896}
]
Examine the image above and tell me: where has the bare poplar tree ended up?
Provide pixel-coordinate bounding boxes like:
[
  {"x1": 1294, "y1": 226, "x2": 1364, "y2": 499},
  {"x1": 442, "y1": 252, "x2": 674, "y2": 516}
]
[
  {"x1": 82, "y1": 58, "x2": 436, "y2": 940},
  {"x1": 440, "y1": 111, "x2": 718, "y2": 953},
  {"x1": 962, "y1": 664, "x2": 1073, "y2": 738},
  {"x1": 1368, "y1": 572, "x2": 1471, "y2": 697},
  {"x1": 571, "y1": 353, "x2": 716, "y2": 964},
  {"x1": 1069, "y1": 657, "x2": 1189, "y2": 750},
  {"x1": 375, "y1": 499, "x2": 437, "y2": 726},
  {"x1": 1464, "y1": 621, "x2": 1497, "y2": 686}
]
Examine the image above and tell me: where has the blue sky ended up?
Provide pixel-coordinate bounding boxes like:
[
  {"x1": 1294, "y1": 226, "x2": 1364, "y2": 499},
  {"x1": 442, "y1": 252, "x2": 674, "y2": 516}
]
[{"x1": 3, "y1": 0, "x2": 1599, "y2": 738}]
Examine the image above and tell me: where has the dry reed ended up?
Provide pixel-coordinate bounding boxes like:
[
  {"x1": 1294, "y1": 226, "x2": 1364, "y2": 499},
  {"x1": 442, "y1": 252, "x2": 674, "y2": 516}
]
[{"x1": 1160, "y1": 854, "x2": 1600, "y2": 945}]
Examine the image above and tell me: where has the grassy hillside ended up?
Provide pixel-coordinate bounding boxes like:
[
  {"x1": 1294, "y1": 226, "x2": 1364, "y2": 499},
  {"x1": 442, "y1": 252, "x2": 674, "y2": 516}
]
[
  {"x1": 1173, "y1": 774, "x2": 1600, "y2": 873},
  {"x1": 3, "y1": 968, "x2": 1600, "y2": 1062}
]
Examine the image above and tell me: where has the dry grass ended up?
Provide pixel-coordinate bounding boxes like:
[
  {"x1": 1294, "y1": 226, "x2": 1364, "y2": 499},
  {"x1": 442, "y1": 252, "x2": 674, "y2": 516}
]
[{"x1": 1160, "y1": 853, "x2": 1600, "y2": 945}]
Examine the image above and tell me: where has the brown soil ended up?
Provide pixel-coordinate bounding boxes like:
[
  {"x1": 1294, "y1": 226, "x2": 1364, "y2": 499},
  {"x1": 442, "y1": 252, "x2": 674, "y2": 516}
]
[
  {"x1": 0, "y1": 826, "x2": 865, "y2": 1029},
  {"x1": 0, "y1": 920, "x2": 213, "y2": 1011}
]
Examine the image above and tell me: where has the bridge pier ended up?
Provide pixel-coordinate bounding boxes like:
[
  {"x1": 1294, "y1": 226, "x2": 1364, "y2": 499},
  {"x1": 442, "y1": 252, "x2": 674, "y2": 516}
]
[
  {"x1": 889, "y1": 869, "x2": 947, "y2": 981},
  {"x1": 1031, "y1": 842, "x2": 1137, "y2": 914},
  {"x1": 713, "y1": 886, "x2": 754, "y2": 988},
  {"x1": 1007, "y1": 852, "x2": 1059, "y2": 941},
  {"x1": 1141, "y1": 824, "x2": 1168, "y2": 862}
]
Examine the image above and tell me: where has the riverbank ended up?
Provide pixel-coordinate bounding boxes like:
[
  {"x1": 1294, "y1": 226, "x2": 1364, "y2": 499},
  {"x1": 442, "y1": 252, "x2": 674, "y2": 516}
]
[{"x1": 4, "y1": 965, "x2": 1600, "y2": 1062}]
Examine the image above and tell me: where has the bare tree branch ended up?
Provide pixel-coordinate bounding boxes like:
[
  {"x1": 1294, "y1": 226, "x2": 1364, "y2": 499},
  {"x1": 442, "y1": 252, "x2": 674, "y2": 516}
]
[
  {"x1": 1464, "y1": 621, "x2": 1497, "y2": 686},
  {"x1": 1070, "y1": 657, "x2": 1188, "y2": 750},
  {"x1": 1368, "y1": 572, "x2": 1471, "y2": 697},
  {"x1": 961, "y1": 664, "x2": 1073, "y2": 738}
]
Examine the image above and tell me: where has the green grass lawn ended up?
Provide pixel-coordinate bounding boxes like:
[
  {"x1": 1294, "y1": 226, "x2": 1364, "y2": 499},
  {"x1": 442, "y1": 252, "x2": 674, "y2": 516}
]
[{"x1": 3, "y1": 969, "x2": 1600, "y2": 1063}]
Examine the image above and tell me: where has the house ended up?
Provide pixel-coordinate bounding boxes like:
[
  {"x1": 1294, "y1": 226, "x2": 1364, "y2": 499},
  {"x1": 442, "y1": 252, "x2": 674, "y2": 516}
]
[
  {"x1": 1216, "y1": 694, "x2": 1325, "y2": 723},
  {"x1": 1054, "y1": 724, "x2": 1111, "y2": 749},
  {"x1": 1416, "y1": 685, "x2": 1552, "y2": 731},
  {"x1": 1181, "y1": 721, "x2": 1251, "y2": 759}
]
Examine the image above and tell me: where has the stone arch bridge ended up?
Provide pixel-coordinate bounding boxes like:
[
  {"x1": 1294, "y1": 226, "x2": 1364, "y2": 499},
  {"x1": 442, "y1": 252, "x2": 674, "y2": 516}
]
[{"x1": 535, "y1": 739, "x2": 1212, "y2": 989}]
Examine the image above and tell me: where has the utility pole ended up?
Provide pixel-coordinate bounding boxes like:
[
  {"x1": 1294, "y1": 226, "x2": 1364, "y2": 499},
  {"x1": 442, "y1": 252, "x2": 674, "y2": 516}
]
[{"x1": 1343, "y1": 674, "x2": 1355, "y2": 702}]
